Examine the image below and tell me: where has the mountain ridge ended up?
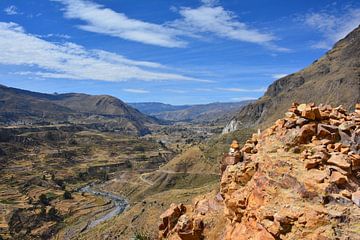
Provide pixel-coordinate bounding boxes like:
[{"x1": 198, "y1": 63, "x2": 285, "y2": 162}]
[
  {"x1": 130, "y1": 101, "x2": 252, "y2": 123},
  {"x1": 0, "y1": 84, "x2": 155, "y2": 134},
  {"x1": 223, "y1": 24, "x2": 360, "y2": 133}
]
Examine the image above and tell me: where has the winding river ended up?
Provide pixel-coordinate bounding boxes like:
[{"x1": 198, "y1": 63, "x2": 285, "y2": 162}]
[{"x1": 79, "y1": 184, "x2": 129, "y2": 230}]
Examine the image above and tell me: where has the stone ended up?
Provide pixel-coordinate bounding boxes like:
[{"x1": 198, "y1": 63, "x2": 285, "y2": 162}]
[
  {"x1": 296, "y1": 117, "x2": 309, "y2": 126},
  {"x1": 340, "y1": 190, "x2": 352, "y2": 199},
  {"x1": 298, "y1": 123, "x2": 317, "y2": 143},
  {"x1": 308, "y1": 169, "x2": 327, "y2": 183},
  {"x1": 297, "y1": 103, "x2": 307, "y2": 112},
  {"x1": 305, "y1": 158, "x2": 321, "y2": 169},
  {"x1": 339, "y1": 122, "x2": 356, "y2": 131},
  {"x1": 301, "y1": 106, "x2": 316, "y2": 120},
  {"x1": 327, "y1": 153, "x2": 351, "y2": 171},
  {"x1": 317, "y1": 124, "x2": 339, "y2": 141},
  {"x1": 351, "y1": 191, "x2": 360, "y2": 207},
  {"x1": 349, "y1": 154, "x2": 360, "y2": 170},
  {"x1": 329, "y1": 171, "x2": 348, "y2": 185}
]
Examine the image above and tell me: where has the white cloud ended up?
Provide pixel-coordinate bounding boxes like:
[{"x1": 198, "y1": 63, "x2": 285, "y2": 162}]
[
  {"x1": 53, "y1": 0, "x2": 186, "y2": 48},
  {"x1": 218, "y1": 87, "x2": 266, "y2": 93},
  {"x1": 171, "y1": 5, "x2": 275, "y2": 44},
  {"x1": 0, "y1": 22, "x2": 205, "y2": 82},
  {"x1": 201, "y1": 0, "x2": 219, "y2": 7},
  {"x1": 271, "y1": 73, "x2": 287, "y2": 79},
  {"x1": 4, "y1": 5, "x2": 19, "y2": 15},
  {"x1": 123, "y1": 88, "x2": 150, "y2": 94},
  {"x1": 304, "y1": 8, "x2": 360, "y2": 49},
  {"x1": 54, "y1": 0, "x2": 286, "y2": 51}
]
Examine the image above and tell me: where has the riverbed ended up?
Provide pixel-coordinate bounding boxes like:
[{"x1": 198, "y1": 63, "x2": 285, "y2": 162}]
[{"x1": 79, "y1": 184, "x2": 129, "y2": 230}]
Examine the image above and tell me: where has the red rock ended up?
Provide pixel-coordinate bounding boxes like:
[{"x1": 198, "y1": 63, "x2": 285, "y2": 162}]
[
  {"x1": 327, "y1": 153, "x2": 351, "y2": 171},
  {"x1": 301, "y1": 106, "x2": 316, "y2": 120},
  {"x1": 305, "y1": 158, "x2": 321, "y2": 169},
  {"x1": 308, "y1": 169, "x2": 327, "y2": 183},
  {"x1": 329, "y1": 171, "x2": 348, "y2": 185},
  {"x1": 298, "y1": 123, "x2": 317, "y2": 143},
  {"x1": 349, "y1": 154, "x2": 360, "y2": 170},
  {"x1": 317, "y1": 124, "x2": 339, "y2": 141}
]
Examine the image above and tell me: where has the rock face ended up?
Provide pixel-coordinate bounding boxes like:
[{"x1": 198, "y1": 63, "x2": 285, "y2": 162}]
[
  {"x1": 160, "y1": 103, "x2": 360, "y2": 239},
  {"x1": 223, "y1": 25, "x2": 360, "y2": 133}
]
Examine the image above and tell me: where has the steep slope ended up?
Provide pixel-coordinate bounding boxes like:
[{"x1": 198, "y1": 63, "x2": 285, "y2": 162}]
[
  {"x1": 0, "y1": 85, "x2": 154, "y2": 134},
  {"x1": 131, "y1": 101, "x2": 251, "y2": 123},
  {"x1": 160, "y1": 103, "x2": 360, "y2": 240},
  {"x1": 129, "y1": 102, "x2": 189, "y2": 115},
  {"x1": 224, "y1": 25, "x2": 360, "y2": 133}
]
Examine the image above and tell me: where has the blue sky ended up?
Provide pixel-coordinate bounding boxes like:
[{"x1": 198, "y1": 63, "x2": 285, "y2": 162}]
[{"x1": 0, "y1": 0, "x2": 359, "y2": 104}]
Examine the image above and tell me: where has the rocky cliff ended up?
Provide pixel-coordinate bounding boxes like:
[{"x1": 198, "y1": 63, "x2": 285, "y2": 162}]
[
  {"x1": 223, "y1": 25, "x2": 360, "y2": 133},
  {"x1": 159, "y1": 103, "x2": 360, "y2": 239}
]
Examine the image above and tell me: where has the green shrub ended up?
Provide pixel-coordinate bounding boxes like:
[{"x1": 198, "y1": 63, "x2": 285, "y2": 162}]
[
  {"x1": 39, "y1": 194, "x2": 50, "y2": 205},
  {"x1": 133, "y1": 229, "x2": 153, "y2": 240},
  {"x1": 63, "y1": 190, "x2": 72, "y2": 200}
]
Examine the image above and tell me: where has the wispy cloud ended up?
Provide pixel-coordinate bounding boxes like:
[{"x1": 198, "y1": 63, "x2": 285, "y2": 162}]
[
  {"x1": 303, "y1": 8, "x2": 360, "y2": 49},
  {"x1": 54, "y1": 0, "x2": 287, "y2": 51},
  {"x1": 53, "y1": 0, "x2": 186, "y2": 48},
  {"x1": 218, "y1": 87, "x2": 266, "y2": 93},
  {"x1": 4, "y1": 5, "x2": 20, "y2": 15},
  {"x1": 0, "y1": 22, "x2": 205, "y2": 82},
  {"x1": 123, "y1": 88, "x2": 150, "y2": 94},
  {"x1": 171, "y1": 5, "x2": 275, "y2": 44}
]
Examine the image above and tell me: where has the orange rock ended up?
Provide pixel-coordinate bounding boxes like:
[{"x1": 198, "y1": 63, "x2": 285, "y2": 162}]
[
  {"x1": 298, "y1": 123, "x2": 317, "y2": 143},
  {"x1": 308, "y1": 169, "x2": 327, "y2": 183},
  {"x1": 329, "y1": 171, "x2": 348, "y2": 185},
  {"x1": 327, "y1": 153, "x2": 351, "y2": 171}
]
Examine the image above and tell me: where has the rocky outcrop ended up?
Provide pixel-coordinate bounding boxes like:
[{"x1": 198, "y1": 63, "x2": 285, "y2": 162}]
[
  {"x1": 224, "y1": 25, "x2": 360, "y2": 133},
  {"x1": 160, "y1": 103, "x2": 360, "y2": 239}
]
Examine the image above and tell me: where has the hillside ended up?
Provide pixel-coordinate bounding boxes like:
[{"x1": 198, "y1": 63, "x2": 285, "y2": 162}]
[
  {"x1": 223, "y1": 25, "x2": 360, "y2": 133},
  {"x1": 0, "y1": 85, "x2": 154, "y2": 135},
  {"x1": 130, "y1": 101, "x2": 251, "y2": 123},
  {"x1": 160, "y1": 103, "x2": 360, "y2": 239}
]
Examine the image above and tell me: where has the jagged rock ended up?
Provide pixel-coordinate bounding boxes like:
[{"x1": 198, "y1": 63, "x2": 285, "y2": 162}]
[
  {"x1": 298, "y1": 123, "x2": 317, "y2": 143},
  {"x1": 327, "y1": 153, "x2": 351, "y2": 171},
  {"x1": 160, "y1": 103, "x2": 360, "y2": 240},
  {"x1": 329, "y1": 171, "x2": 348, "y2": 185},
  {"x1": 317, "y1": 124, "x2": 339, "y2": 141}
]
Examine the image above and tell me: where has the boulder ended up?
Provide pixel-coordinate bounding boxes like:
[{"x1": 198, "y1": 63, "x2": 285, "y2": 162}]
[
  {"x1": 298, "y1": 123, "x2": 317, "y2": 143},
  {"x1": 329, "y1": 171, "x2": 348, "y2": 185},
  {"x1": 327, "y1": 153, "x2": 351, "y2": 171},
  {"x1": 317, "y1": 124, "x2": 339, "y2": 141}
]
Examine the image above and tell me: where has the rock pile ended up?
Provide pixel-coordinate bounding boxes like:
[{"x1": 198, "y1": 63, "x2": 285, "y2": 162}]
[{"x1": 159, "y1": 103, "x2": 360, "y2": 240}]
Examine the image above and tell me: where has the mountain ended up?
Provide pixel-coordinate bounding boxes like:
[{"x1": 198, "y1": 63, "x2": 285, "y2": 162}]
[
  {"x1": 0, "y1": 85, "x2": 155, "y2": 134},
  {"x1": 159, "y1": 103, "x2": 360, "y2": 240},
  {"x1": 223, "y1": 25, "x2": 360, "y2": 133},
  {"x1": 128, "y1": 102, "x2": 189, "y2": 115},
  {"x1": 130, "y1": 101, "x2": 252, "y2": 124}
]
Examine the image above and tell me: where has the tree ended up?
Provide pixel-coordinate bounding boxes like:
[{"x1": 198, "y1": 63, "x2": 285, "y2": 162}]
[
  {"x1": 39, "y1": 194, "x2": 50, "y2": 205},
  {"x1": 63, "y1": 190, "x2": 72, "y2": 200}
]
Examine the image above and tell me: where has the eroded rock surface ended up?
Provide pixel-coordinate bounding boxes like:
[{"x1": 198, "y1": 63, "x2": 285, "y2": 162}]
[{"x1": 160, "y1": 103, "x2": 360, "y2": 239}]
